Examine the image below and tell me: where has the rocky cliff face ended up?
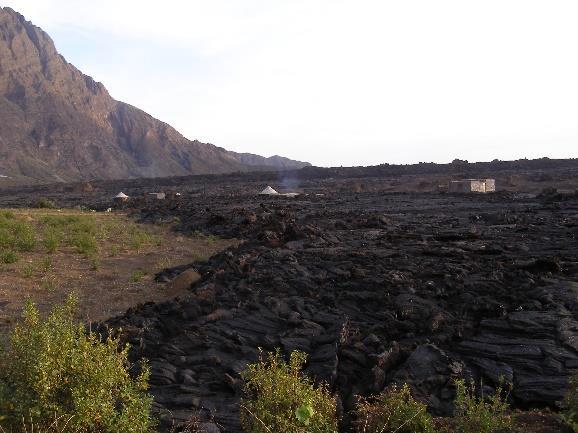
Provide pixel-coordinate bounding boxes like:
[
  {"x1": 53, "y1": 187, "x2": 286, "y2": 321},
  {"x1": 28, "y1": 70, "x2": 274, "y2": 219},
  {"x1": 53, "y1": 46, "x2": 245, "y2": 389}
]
[{"x1": 0, "y1": 7, "x2": 309, "y2": 185}]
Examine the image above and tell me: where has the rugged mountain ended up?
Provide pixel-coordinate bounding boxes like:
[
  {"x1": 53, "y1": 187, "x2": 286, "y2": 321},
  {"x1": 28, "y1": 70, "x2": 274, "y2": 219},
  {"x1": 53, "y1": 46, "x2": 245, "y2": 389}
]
[
  {"x1": 229, "y1": 152, "x2": 310, "y2": 170},
  {"x1": 0, "y1": 7, "x2": 309, "y2": 185}
]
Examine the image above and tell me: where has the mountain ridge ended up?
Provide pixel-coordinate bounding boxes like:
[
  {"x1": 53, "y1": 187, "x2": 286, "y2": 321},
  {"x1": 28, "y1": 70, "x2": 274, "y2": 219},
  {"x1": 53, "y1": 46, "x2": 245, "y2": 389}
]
[{"x1": 0, "y1": 7, "x2": 309, "y2": 185}]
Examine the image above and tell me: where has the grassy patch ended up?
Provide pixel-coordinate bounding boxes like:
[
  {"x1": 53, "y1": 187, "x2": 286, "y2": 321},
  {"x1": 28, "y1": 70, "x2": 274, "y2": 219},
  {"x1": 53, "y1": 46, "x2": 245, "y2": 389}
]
[
  {"x1": 0, "y1": 211, "x2": 36, "y2": 261},
  {"x1": 0, "y1": 208, "x2": 239, "y2": 340},
  {"x1": 0, "y1": 210, "x2": 161, "y2": 266}
]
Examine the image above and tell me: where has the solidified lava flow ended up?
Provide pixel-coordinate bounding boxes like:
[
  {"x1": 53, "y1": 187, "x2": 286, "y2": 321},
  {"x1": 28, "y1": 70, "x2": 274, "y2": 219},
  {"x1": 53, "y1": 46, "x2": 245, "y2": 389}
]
[{"x1": 94, "y1": 190, "x2": 578, "y2": 431}]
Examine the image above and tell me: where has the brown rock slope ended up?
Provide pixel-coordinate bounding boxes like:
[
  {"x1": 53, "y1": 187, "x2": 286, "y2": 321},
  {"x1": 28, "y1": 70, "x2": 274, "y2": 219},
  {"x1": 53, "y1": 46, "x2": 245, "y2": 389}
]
[{"x1": 0, "y1": 7, "x2": 309, "y2": 185}]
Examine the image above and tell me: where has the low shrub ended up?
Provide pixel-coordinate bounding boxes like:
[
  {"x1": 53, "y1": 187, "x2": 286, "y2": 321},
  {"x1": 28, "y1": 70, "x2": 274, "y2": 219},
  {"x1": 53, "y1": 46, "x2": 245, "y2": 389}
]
[
  {"x1": 41, "y1": 256, "x2": 53, "y2": 272},
  {"x1": 0, "y1": 295, "x2": 154, "y2": 433},
  {"x1": 132, "y1": 270, "x2": 146, "y2": 282},
  {"x1": 0, "y1": 250, "x2": 18, "y2": 264},
  {"x1": 43, "y1": 228, "x2": 61, "y2": 253},
  {"x1": 34, "y1": 198, "x2": 57, "y2": 209},
  {"x1": 72, "y1": 231, "x2": 98, "y2": 256},
  {"x1": 20, "y1": 262, "x2": 35, "y2": 278},
  {"x1": 0, "y1": 212, "x2": 36, "y2": 255},
  {"x1": 355, "y1": 383, "x2": 433, "y2": 433},
  {"x1": 240, "y1": 349, "x2": 338, "y2": 433},
  {"x1": 453, "y1": 378, "x2": 514, "y2": 433},
  {"x1": 89, "y1": 255, "x2": 100, "y2": 271}
]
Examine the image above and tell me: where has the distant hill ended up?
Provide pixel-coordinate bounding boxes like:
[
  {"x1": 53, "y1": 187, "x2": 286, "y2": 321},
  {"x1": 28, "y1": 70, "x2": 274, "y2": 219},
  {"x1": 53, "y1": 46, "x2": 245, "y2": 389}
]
[{"x1": 0, "y1": 7, "x2": 309, "y2": 185}]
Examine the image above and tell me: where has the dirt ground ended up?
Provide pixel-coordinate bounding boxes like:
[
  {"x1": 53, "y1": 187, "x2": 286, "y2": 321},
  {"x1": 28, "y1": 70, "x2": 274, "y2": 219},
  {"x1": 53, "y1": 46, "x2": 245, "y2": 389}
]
[
  {"x1": 0, "y1": 209, "x2": 236, "y2": 336},
  {"x1": 432, "y1": 410, "x2": 574, "y2": 433}
]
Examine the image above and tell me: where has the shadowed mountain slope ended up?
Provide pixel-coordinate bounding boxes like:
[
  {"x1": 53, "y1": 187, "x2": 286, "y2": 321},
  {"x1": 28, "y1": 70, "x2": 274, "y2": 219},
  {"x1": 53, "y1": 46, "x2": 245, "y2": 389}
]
[{"x1": 0, "y1": 7, "x2": 309, "y2": 185}]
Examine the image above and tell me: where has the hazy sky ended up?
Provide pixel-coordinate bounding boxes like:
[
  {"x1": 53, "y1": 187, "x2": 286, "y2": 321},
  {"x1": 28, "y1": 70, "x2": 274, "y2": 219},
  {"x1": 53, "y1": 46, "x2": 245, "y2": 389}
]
[{"x1": 3, "y1": 1, "x2": 577, "y2": 166}]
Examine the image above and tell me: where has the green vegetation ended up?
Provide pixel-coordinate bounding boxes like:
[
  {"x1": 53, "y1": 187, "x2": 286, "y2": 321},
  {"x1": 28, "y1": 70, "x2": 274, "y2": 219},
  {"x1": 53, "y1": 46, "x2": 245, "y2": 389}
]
[
  {"x1": 18, "y1": 257, "x2": 53, "y2": 279},
  {"x1": 33, "y1": 197, "x2": 58, "y2": 209},
  {"x1": 453, "y1": 378, "x2": 514, "y2": 433},
  {"x1": 43, "y1": 227, "x2": 61, "y2": 253},
  {"x1": 355, "y1": 384, "x2": 433, "y2": 433},
  {"x1": 0, "y1": 295, "x2": 154, "y2": 433},
  {"x1": 41, "y1": 256, "x2": 53, "y2": 272},
  {"x1": 562, "y1": 372, "x2": 578, "y2": 432},
  {"x1": 109, "y1": 244, "x2": 120, "y2": 257},
  {"x1": 191, "y1": 230, "x2": 218, "y2": 245},
  {"x1": 238, "y1": 357, "x2": 524, "y2": 433},
  {"x1": 42, "y1": 214, "x2": 99, "y2": 257},
  {"x1": 20, "y1": 262, "x2": 35, "y2": 278},
  {"x1": 189, "y1": 252, "x2": 207, "y2": 263},
  {"x1": 1, "y1": 250, "x2": 18, "y2": 264},
  {"x1": 131, "y1": 270, "x2": 146, "y2": 283},
  {"x1": 0, "y1": 211, "x2": 36, "y2": 263},
  {"x1": 0, "y1": 210, "x2": 161, "y2": 266},
  {"x1": 240, "y1": 350, "x2": 338, "y2": 433},
  {"x1": 40, "y1": 275, "x2": 57, "y2": 292}
]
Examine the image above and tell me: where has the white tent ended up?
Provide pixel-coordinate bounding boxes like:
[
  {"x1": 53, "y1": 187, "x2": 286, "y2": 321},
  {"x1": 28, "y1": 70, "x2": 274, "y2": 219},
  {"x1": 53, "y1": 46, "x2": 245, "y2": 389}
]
[
  {"x1": 259, "y1": 186, "x2": 279, "y2": 195},
  {"x1": 114, "y1": 192, "x2": 129, "y2": 200}
]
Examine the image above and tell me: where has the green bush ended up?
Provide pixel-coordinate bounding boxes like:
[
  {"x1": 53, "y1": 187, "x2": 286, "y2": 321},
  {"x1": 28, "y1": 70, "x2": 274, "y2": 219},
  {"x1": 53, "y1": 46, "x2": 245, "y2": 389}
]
[
  {"x1": 43, "y1": 228, "x2": 61, "y2": 253},
  {"x1": 34, "y1": 198, "x2": 58, "y2": 209},
  {"x1": 453, "y1": 378, "x2": 514, "y2": 433},
  {"x1": 0, "y1": 295, "x2": 154, "y2": 433},
  {"x1": 72, "y1": 231, "x2": 98, "y2": 256},
  {"x1": 131, "y1": 270, "x2": 146, "y2": 282},
  {"x1": 355, "y1": 383, "x2": 433, "y2": 433},
  {"x1": 240, "y1": 349, "x2": 338, "y2": 433}
]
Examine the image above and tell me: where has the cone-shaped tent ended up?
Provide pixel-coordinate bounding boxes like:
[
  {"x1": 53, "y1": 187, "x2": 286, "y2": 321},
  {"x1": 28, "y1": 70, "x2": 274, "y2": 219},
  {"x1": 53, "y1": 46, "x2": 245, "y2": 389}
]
[
  {"x1": 114, "y1": 192, "x2": 129, "y2": 200},
  {"x1": 259, "y1": 186, "x2": 279, "y2": 195}
]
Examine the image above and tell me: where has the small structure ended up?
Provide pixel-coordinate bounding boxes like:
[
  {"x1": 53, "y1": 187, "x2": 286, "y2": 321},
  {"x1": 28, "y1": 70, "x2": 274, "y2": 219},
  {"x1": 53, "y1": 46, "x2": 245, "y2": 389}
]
[
  {"x1": 113, "y1": 192, "x2": 129, "y2": 202},
  {"x1": 259, "y1": 186, "x2": 279, "y2": 195},
  {"x1": 148, "y1": 192, "x2": 166, "y2": 200},
  {"x1": 449, "y1": 179, "x2": 495, "y2": 193}
]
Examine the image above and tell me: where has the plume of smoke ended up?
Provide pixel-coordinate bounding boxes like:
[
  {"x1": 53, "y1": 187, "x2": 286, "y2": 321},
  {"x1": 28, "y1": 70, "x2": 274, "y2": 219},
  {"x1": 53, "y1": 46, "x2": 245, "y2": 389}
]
[{"x1": 279, "y1": 175, "x2": 300, "y2": 192}]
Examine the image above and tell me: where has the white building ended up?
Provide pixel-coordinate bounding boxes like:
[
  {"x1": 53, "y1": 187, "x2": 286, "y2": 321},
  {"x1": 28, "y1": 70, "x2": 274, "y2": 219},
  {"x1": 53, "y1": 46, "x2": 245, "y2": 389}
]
[
  {"x1": 148, "y1": 192, "x2": 166, "y2": 200},
  {"x1": 449, "y1": 179, "x2": 496, "y2": 193}
]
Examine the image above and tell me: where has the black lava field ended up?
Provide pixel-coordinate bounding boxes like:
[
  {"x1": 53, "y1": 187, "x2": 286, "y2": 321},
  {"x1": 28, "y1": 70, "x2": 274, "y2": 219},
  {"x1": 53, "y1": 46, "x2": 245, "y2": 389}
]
[{"x1": 2, "y1": 166, "x2": 578, "y2": 432}]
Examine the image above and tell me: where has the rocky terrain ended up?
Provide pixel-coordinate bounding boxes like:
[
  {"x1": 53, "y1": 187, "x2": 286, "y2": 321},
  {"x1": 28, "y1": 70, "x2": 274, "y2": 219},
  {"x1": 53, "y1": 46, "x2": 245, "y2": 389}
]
[
  {"x1": 0, "y1": 7, "x2": 309, "y2": 186},
  {"x1": 109, "y1": 191, "x2": 578, "y2": 432},
  {"x1": 2, "y1": 162, "x2": 577, "y2": 432}
]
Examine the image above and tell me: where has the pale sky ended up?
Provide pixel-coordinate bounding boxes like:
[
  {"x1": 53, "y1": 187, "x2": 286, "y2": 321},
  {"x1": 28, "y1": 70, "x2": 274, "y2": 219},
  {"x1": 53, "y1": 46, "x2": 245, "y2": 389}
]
[{"x1": 2, "y1": 0, "x2": 577, "y2": 166}]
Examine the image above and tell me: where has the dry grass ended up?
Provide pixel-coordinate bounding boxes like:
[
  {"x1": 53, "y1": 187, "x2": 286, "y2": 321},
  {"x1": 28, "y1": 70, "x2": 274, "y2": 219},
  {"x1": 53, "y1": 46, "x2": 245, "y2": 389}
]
[
  {"x1": 0, "y1": 208, "x2": 237, "y2": 336},
  {"x1": 0, "y1": 414, "x2": 76, "y2": 433}
]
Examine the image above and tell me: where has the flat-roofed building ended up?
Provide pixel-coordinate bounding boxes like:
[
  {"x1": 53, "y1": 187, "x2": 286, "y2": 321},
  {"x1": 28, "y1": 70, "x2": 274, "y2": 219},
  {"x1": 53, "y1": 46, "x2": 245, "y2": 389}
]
[{"x1": 449, "y1": 179, "x2": 496, "y2": 193}]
